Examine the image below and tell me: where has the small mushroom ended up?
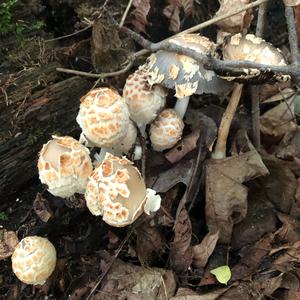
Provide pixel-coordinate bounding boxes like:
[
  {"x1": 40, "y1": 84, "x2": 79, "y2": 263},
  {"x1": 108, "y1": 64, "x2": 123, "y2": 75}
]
[
  {"x1": 85, "y1": 153, "x2": 161, "y2": 227},
  {"x1": 123, "y1": 67, "x2": 167, "y2": 135},
  {"x1": 76, "y1": 87, "x2": 130, "y2": 148},
  {"x1": 12, "y1": 236, "x2": 56, "y2": 285},
  {"x1": 146, "y1": 34, "x2": 233, "y2": 118},
  {"x1": 38, "y1": 135, "x2": 93, "y2": 198},
  {"x1": 150, "y1": 108, "x2": 184, "y2": 151},
  {"x1": 221, "y1": 33, "x2": 290, "y2": 82}
]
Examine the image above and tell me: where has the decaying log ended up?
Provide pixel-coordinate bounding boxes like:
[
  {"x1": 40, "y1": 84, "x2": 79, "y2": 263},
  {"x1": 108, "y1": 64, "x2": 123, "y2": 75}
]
[{"x1": 0, "y1": 64, "x2": 92, "y2": 199}]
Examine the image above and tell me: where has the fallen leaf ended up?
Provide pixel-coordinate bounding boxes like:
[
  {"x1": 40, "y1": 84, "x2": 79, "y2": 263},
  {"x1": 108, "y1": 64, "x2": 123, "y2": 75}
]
[
  {"x1": 260, "y1": 96, "x2": 297, "y2": 137},
  {"x1": 93, "y1": 251, "x2": 176, "y2": 299},
  {"x1": 33, "y1": 193, "x2": 54, "y2": 222},
  {"x1": 205, "y1": 147, "x2": 269, "y2": 243},
  {"x1": 210, "y1": 265, "x2": 231, "y2": 285},
  {"x1": 169, "y1": 207, "x2": 193, "y2": 272},
  {"x1": 231, "y1": 233, "x2": 274, "y2": 281},
  {"x1": 136, "y1": 224, "x2": 166, "y2": 265},
  {"x1": 0, "y1": 230, "x2": 19, "y2": 260},
  {"x1": 165, "y1": 130, "x2": 201, "y2": 164},
  {"x1": 131, "y1": 0, "x2": 151, "y2": 33},
  {"x1": 170, "y1": 287, "x2": 230, "y2": 300},
  {"x1": 193, "y1": 231, "x2": 219, "y2": 269}
]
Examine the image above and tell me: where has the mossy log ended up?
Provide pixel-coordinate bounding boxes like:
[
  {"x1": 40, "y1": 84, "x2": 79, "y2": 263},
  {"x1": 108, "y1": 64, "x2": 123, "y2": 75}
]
[{"x1": 0, "y1": 64, "x2": 92, "y2": 198}]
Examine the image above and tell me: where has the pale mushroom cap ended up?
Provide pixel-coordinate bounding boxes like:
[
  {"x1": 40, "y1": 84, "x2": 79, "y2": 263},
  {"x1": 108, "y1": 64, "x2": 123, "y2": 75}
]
[
  {"x1": 12, "y1": 236, "x2": 56, "y2": 285},
  {"x1": 146, "y1": 34, "x2": 233, "y2": 98},
  {"x1": 223, "y1": 34, "x2": 287, "y2": 66},
  {"x1": 150, "y1": 109, "x2": 184, "y2": 151},
  {"x1": 215, "y1": 0, "x2": 253, "y2": 33},
  {"x1": 85, "y1": 153, "x2": 147, "y2": 227},
  {"x1": 38, "y1": 135, "x2": 93, "y2": 198},
  {"x1": 111, "y1": 120, "x2": 137, "y2": 156},
  {"x1": 76, "y1": 88, "x2": 130, "y2": 147},
  {"x1": 222, "y1": 34, "x2": 290, "y2": 82},
  {"x1": 123, "y1": 68, "x2": 167, "y2": 125}
]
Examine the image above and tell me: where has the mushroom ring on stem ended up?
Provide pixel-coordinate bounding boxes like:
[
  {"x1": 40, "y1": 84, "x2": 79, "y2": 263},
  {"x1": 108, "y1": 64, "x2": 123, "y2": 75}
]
[
  {"x1": 12, "y1": 236, "x2": 57, "y2": 285},
  {"x1": 146, "y1": 34, "x2": 233, "y2": 119},
  {"x1": 219, "y1": 33, "x2": 291, "y2": 83},
  {"x1": 38, "y1": 135, "x2": 93, "y2": 198},
  {"x1": 123, "y1": 68, "x2": 167, "y2": 136},
  {"x1": 85, "y1": 153, "x2": 161, "y2": 227}
]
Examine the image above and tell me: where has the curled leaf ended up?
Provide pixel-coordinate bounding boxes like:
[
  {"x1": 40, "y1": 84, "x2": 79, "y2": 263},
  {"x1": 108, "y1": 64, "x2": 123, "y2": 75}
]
[{"x1": 210, "y1": 265, "x2": 231, "y2": 285}]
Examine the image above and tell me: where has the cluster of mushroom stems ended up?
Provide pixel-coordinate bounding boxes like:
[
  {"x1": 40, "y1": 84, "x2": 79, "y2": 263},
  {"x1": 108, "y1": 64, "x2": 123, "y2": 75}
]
[{"x1": 11, "y1": 18, "x2": 291, "y2": 284}]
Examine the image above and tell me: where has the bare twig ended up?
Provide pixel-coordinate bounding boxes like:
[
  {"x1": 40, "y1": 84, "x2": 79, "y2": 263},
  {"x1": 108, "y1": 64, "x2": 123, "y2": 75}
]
[
  {"x1": 56, "y1": 59, "x2": 134, "y2": 78},
  {"x1": 251, "y1": 2, "x2": 268, "y2": 148},
  {"x1": 44, "y1": 26, "x2": 92, "y2": 43},
  {"x1": 212, "y1": 84, "x2": 244, "y2": 159},
  {"x1": 285, "y1": 5, "x2": 300, "y2": 66},
  {"x1": 119, "y1": 0, "x2": 134, "y2": 28}
]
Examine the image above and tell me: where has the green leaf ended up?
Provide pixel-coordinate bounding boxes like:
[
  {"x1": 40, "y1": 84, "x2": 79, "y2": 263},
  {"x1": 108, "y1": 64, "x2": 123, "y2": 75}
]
[{"x1": 210, "y1": 265, "x2": 231, "y2": 285}]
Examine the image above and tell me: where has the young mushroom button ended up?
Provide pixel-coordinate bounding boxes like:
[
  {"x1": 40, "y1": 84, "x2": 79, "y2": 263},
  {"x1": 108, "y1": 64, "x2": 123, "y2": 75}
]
[
  {"x1": 12, "y1": 236, "x2": 57, "y2": 285},
  {"x1": 38, "y1": 135, "x2": 93, "y2": 198},
  {"x1": 123, "y1": 68, "x2": 167, "y2": 135},
  {"x1": 150, "y1": 109, "x2": 184, "y2": 151},
  {"x1": 76, "y1": 87, "x2": 130, "y2": 148},
  {"x1": 221, "y1": 34, "x2": 291, "y2": 82},
  {"x1": 85, "y1": 153, "x2": 161, "y2": 227},
  {"x1": 146, "y1": 34, "x2": 233, "y2": 119}
]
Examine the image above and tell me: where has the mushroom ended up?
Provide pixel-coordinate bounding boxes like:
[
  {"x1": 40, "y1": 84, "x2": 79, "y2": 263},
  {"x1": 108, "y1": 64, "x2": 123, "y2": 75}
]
[
  {"x1": 146, "y1": 34, "x2": 233, "y2": 119},
  {"x1": 123, "y1": 67, "x2": 167, "y2": 135},
  {"x1": 85, "y1": 153, "x2": 161, "y2": 227},
  {"x1": 12, "y1": 236, "x2": 56, "y2": 285},
  {"x1": 220, "y1": 33, "x2": 290, "y2": 82},
  {"x1": 38, "y1": 135, "x2": 93, "y2": 198},
  {"x1": 76, "y1": 87, "x2": 130, "y2": 148},
  {"x1": 150, "y1": 108, "x2": 184, "y2": 151}
]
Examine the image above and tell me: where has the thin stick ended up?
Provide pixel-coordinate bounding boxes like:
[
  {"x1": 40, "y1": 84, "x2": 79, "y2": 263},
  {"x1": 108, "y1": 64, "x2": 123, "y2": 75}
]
[
  {"x1": 56, "y1": 59, "x2": 133, "y2": 78},
  {"x1": 251, "y1": 2, "x2": 268, "y2": 148},
  {"x1": 212, "y1": 84, "x2": 244, "y2": 159},
  {"x1": 44, "y1": 26, "x2": 92, "y2": 43},
  {"x1": 119, "y1": 0, "x2": 134, "y2": 28},
  {"x1": 285, "y1": 5, "x2": 300, "y2": 66}
]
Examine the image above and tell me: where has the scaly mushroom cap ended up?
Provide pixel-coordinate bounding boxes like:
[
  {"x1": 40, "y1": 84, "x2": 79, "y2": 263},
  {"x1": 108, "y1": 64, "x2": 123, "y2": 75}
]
[
  {"x1": 123, "y1": 68, "x2": 167, "y2": 126},
  {"x1": 76, "y1": 88, "x2": 130, "y2": 147},
  {"x1": 111, "y1": 120, "x2": 137, "y2": 156},
  {"x1": 221, "y1": 34, "x2": 290, "y2": 82},
  {"x1": 150, "y1": 109, "x2": 184, "y2": 151},
  {"x1": 85, "y1": 153, "x2": 147, "y2": 227},
  {"x1": 12, "y1": 236, "x2": 56, "y2": 285},
  {"x1": 146, "y1": 34, "x2": 233, "y2": 98},
  {"x1": 215, "y1": 0, "x2": 253, "y2": 33},
  {"x1": 38, "y1": 135, "x2": 93, "y2": 198}
]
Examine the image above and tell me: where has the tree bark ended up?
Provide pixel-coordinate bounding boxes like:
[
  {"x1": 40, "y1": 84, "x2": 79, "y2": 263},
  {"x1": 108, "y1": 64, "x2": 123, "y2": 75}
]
[{"x1": 0, "y1": 64, "x2": 92, "y2": 199}]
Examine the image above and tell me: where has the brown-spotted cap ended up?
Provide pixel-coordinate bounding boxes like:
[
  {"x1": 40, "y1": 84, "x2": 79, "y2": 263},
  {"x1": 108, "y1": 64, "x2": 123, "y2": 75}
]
[{"x1": 146, "y1": 34, "x2": 233, "y2": 98}]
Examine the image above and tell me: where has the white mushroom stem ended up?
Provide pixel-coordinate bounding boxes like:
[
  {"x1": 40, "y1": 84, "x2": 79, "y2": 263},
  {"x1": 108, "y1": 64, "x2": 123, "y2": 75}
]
[
  {"x1": 137, "y1": 124, "x2": 147, "y2": 137},
  {"x1": 212, "y1": 83, "x2": 243, "y2": 159},
  {"x1": 174, "y1": 96, "x2": 190, "y2": 119},
  {"x1": 94, "y1": 148, "x2": 110, "y2": 164}
]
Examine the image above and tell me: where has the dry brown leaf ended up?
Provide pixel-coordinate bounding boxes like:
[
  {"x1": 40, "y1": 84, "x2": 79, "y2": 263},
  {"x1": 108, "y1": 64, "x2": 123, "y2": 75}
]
[
  {"x1": 215, "y1": 0, "x2": 253, "y2": 33},
  {"x1": 33, "y1": 193, "x2": 54, "y2": 222},
  {"x1": 276, "y1": 126, "x2": 300, "y2": 160},
  {"x1": 169, "y1": 207, "x2": 193, "y2": 272},
  {"x1": 260, "y1": 96, "x2": 297, "y2": 138},
  {"x1": 136, "y1": 224, "x2": 166, "y2": 265},
  {"x1": 193, "y1": 231, "x2": 219, "y2": 269},
  {"x1": 284, "y1": 0, "x2": 300, "y2": 6},
  {"x1": 0, "y1": 230, "x2": 19, "y2": 260},
  {"x1": 205, "y1": 149, "x2": 269, "y2": 243},
  {"x1": 231, "y1": 233, "x2": 274, "y2": 281},
  {"x1": 132, "y1": 0, "x2": 151, "y2": 33},
  {"x1": 93, "y1": 251, "x2": 176, "y2": 299},
  {"x1": 170, "y1": 287, "x2": 230, "y2": 300},
  {"x1": 163, "y1": 0, "x2": 195, "y2": 32}
]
